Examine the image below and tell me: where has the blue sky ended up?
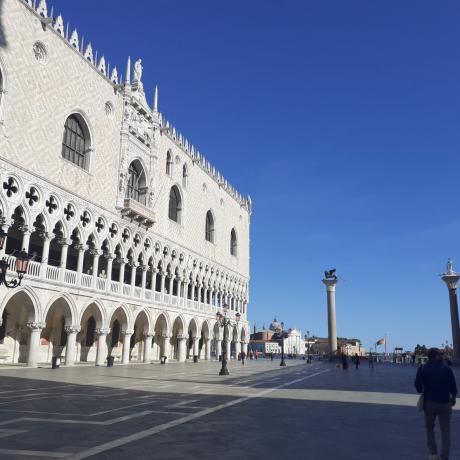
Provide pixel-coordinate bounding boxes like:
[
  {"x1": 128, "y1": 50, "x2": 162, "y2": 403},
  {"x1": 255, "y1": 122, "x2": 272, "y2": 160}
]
[{"x1": 52, "y1": 0, "x2": 460, "y2": 351}]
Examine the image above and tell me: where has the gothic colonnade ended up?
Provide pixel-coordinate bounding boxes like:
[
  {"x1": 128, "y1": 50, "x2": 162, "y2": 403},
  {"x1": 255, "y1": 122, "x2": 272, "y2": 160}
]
[{"x1": 0, "y1": 288, "x2": 249, "y2": 367}]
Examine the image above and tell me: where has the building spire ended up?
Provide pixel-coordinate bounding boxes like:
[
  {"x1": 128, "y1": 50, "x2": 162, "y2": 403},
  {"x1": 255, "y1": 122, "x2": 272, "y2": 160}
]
[
  {"x1": 125, "y1": 56, "x2": 131, "y2": 84},
  {"x1": 153, "y1": 85, "x2": 158, "y2": 112}
]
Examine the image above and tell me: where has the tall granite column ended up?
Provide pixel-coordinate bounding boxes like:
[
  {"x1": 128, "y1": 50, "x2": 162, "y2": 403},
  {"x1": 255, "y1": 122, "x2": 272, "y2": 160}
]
[
  {"x1": 322, "y1": 275, "x2": 339, "y2": 358},
  {"x1": 441, "y1": 259, "x2": 460, "y2": 363}
]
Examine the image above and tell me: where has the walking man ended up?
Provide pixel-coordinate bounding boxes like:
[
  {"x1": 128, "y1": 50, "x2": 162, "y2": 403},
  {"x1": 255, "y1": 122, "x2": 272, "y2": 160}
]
[
  {"x1": 354, "y1": 353, "x2": 360, "y2": 369},
  {"x1": 415, "y1": 347, "x2": 457, "y2": 460},
  {"x1": 241, "y1": 350, "x2": 246, "y2": 365}
]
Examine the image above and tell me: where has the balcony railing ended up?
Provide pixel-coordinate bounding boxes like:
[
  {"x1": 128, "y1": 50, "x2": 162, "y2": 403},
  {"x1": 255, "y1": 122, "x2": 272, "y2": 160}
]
[
  {"x1": 121, "y1": 198, "x2": 156, "y2": 229},
  {"x1": 1, "y1": 255, "x2": 246, "y2": 319}
]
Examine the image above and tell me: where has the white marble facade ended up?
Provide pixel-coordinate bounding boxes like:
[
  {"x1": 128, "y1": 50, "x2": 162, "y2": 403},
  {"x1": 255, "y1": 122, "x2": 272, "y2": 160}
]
[{"x1": 0, "y1": 0, "x2": 250, "y2": 367}]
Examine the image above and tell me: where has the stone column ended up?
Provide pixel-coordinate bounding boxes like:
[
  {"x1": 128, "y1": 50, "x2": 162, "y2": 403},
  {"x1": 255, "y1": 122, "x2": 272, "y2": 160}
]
[
  {"x1": 64, "y1": 325, "x2": 81, "y2": 366},
  {"x1": 322, "y1": 276, "x2": 339, "y2": 357},
  {"x1": 0, "y1": 222, "x2": 10, "y2": 255},
  {"x1": 242, "y1": 341, "x2": 248, "y2": 355},
  {"x1": 118, "y1": 258, "x2": 126, "y2": 285},
  {"x1": 205, "y1": 338, "x2": 211, "y2": 360},
  {"x1": 58, "y1": 238, "x2": 71, "y2": 281},
  {"x1": 76, "y1": 244, "x2": 86, "y2": 283},
  {"x1": 192, "y1": 337, "x2": 200, "y2": 358},
  {"x1": 122, "y1": 330, "x2": 133, "y2": 364},
  {"x1": 143, "y1": 333, "x2": 153, "y2": 363},
  {"x1": 95, "y1": 328, "x2": 110, "y2": 366},
  {"x1": 141, "y1": 265, "x2": 147, "y2": 297},
  {"x1": 26, "y1": 322, "x2": 45, "y2": 368},
  {"x1": 105, "y1": 254, "x2": 113, "y2": 291},
  {"x1": 168, "y1": 275, "x2": 174, "y2": 303},
  {"x1": 20, "y1": 225, "x2": 32, "y2": 253},
  {"x1": 160, "y1": 272, "x2": 166, "y2": 297},
  {"x1": 129, "y1": 262, "x2": 137, "y2": 295},
  {"x1": 216, "y1": 338, "x2": 222, "y2": 360},
  {"x1": 226, "y1": 339, "x2": 231, "y2": 359},
  {"x1": 91, "y1": 249, "x2": 100, "y2": 288},
  {"x1": 235, "y1": 339, "x2": 241, "y2": 357},
  {"x1": 39, "y1": 232, "x2": 52, "y2": 277},
  {"x1": 162, "y1": 333, "x2": 171, "y2": 359},
  {"x1": 177, "y1": 334, "x2": 187, "y2": 362},
  {"x1": 442, "y1": 260, "x2": 460, "y2": 362}
]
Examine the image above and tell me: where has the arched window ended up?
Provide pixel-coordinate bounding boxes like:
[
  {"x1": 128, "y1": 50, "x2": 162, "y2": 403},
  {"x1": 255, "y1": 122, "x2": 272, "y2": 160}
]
[
  {"x1": 205, "y1": 210, "x2": 215, "y2": 243},
  {"x1": 111, "y1": 319, "x2": 121, "y2": 347},
  {"x1": 166, "y1": 151, "x2": 173, "y2": 176},
  {"x1": 85, "y1": 316, "x2": 96, "y2": 347},
  {"x1": 61, "y1": 114, "x2": 90, "y2": 170},
  {"x1": 182, "y1": 164, "x2": 188, "y2": 187},
  {"x1": 168, "y1": 186, "x2": 182, "y2": 223},
  {"x1": 0, "y1": 310, "x2": 7, "y2": 344},
  {"x1": 126, "y1": 160, "x2": 146, "y2": 204},
  {"x1": 230, "y1": 228, "x2": 237, "y2": 256}
]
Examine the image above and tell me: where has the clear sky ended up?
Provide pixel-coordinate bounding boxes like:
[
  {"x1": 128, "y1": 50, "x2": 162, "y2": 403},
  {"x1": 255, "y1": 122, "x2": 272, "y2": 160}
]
[{"x1": 52, "y1": 0, "x2": 460, "y2": 351}]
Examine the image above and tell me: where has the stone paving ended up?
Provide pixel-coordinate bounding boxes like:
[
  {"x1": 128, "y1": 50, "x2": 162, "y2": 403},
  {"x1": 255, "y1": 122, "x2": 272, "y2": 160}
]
[{"x1": 0, "y1": 359, "x2": 458, "y2": 459}]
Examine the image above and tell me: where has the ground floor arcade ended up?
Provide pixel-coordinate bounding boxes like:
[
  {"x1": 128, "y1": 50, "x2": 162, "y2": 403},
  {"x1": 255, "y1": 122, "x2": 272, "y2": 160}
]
[{"x1": 0, "y1": 287, "x2": 248, "y2": 367}]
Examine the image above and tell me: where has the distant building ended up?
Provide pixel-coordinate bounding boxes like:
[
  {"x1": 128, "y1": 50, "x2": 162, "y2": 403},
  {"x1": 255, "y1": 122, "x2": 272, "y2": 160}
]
[
  {"x1": 250, "y1": 319, "x2": 305, "y2": 355},
  {"x1": 310, "y1": 336, "x2": 366, "y2": 356}
]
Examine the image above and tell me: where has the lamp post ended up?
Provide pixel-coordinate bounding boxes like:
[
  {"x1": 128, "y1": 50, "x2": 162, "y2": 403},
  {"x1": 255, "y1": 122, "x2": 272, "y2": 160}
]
[
  {"x1": 0, "y1": 230, "x2": 30, "y2": 288},
  {"x1": 216, "y1": 304, "x2": 240, "y2": 376},
  {"x1": 306, "y1": 330, "x2": 311, "y2": 363},
  {"x1": 277, "y1": 322, "x2": 286, "y2": 367}
]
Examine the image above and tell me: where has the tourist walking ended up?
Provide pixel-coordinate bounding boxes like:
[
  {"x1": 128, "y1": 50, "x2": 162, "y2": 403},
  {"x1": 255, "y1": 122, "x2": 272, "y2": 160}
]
[
  {"x1": 415, "y1": 347, "x2": 457, "y2": 460},
  {"x1": 241, "y1": 350, "x2": 246, "y2": 365},
  {"x1": 354, "y1": 353, "x2": 360, "y2": 369},
  {"x1": 341, "y1": 353, "x2": 348, "y2": 370},
  {"x1": 368, "y1": 353, "x2": 374, "y2": 368}
]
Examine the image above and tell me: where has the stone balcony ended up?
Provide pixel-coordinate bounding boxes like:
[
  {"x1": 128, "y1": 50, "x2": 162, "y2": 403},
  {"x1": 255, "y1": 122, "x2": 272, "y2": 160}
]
[
  {"x1": 121, "y1": 198, "x2": 156, "y2": 228},
  {"x1": 3, "y1": 255, "x2": 246, "y2": 321}
]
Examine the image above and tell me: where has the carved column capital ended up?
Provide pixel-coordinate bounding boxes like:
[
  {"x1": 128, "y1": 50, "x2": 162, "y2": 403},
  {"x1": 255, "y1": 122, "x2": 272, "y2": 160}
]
[
  {"x1": 27, "y1": 322, "x2": 46, "y2": 331},
  {"x1": 64, "y1": 325, "x2": 81, "y2": 334},
  {"x1": 122, "y1": 329, "x2": 134, "y2": 336},
  {"x1": 95, "y1": 327, "x2": 110, "y2": 336}
]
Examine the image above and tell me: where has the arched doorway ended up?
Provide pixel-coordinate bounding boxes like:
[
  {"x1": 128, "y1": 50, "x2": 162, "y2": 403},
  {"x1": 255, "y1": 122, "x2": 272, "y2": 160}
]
[
  {"x1": 171, "y1": 316, "x2": 186, "y2": 361},
  {"x1": 131, "y1": 310, "x2": 151, "y2": 362},
  {"x1": 153, "y1": 313, "x2": 169, "y2": 361},
  {"x1": 0, "y1": 290, "x2": 38, "y2": 365},
  {"x1": 78, "y1": 302, "x2": 104, "y2": 363},
  {"x1": 107, "y1": 306, "x2": 129, "y2": 364},
  {"x1": 42, "y1": 297, "x2": 74, "y2": 364},
  {"x1": 186, "y1": 318, "x2": 198, "y2": 360}
]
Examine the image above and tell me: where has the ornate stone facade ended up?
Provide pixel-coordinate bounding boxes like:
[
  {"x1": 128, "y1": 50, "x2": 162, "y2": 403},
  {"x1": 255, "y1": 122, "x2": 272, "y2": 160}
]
[{"x1": 0, "y1": 0, "x2": 250, "y2": 367}]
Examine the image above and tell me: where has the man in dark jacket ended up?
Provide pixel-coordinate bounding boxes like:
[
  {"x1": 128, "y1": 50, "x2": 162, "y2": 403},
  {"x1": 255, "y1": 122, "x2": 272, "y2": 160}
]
[{"x1": 415, "y1": 347, "x2": 457, "y2": 460}]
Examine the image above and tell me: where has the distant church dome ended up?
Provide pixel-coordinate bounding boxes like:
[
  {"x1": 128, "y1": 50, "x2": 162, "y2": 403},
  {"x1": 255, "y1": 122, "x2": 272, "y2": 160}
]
[{"x1": 269, "y1": 317, "x2": 282, "y2": 331}]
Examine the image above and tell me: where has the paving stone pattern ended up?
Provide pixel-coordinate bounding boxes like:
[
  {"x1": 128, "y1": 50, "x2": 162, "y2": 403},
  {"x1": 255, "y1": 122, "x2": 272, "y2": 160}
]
[{"x1": 0, "y1": 360, "x2": 458, "y2": 459}]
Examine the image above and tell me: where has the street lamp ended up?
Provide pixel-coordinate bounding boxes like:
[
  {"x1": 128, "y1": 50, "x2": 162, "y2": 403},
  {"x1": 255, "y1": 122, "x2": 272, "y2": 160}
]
[
  {"x1": 276, "y1": 322, "x2": 286, "y2": 367},
  {"x1": 216, "y1": 304, "x2": 240, "y2": 376},
  {"x1": 306, "y1": 330, "x2": 311, "y2": 363},
  {"x1": 0, "y1": 231, "x2": 30, "y2": 288}
]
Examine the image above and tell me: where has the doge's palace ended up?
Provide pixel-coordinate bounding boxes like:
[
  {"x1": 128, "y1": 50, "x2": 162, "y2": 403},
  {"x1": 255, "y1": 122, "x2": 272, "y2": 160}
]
[{"x1": 0, "y1": 0, "x2": 250, "y2": 367}]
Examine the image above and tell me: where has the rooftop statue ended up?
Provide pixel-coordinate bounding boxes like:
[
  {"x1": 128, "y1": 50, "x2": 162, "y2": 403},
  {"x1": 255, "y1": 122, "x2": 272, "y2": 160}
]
[
  {"x1": 133, "y1": 58, "x2": 143, "y2": 84},
  {"x1": 324, "y1": 268, "x2": 337, "y2": 280},
  {"x1": 446, "y1": 258, "x2": 457, "y2": 276}
]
